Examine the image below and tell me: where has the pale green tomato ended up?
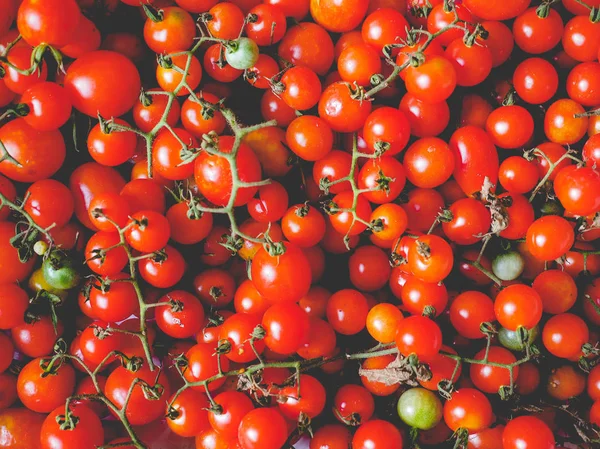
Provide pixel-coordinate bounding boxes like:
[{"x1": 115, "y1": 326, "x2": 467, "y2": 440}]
[{"x1": 225, "y1": 38, "x2": 259, "y2": 70}]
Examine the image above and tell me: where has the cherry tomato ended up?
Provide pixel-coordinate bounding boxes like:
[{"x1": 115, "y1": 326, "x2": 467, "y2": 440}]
[
  {"x1": 125, "y1": 210, "x2": 171, "y2": 253},
  {"x1": 278, "y1": 22, "x2": 334, "y2": 76},
  {"x1": 262, "y1": 302, "x2": 310, "y2": 354},
  {"x1": 494, "y1": 284, "x2": 543, "y2": 331},
  {"x1": 352, "y1": 419, "x2": 403, "y2": 449},
  {"x1": 40, "y1": 405, "x2": 104, "y2": 449},
  {"x1": 399, "y1": 93, "x2": 450, "y2": 138},
  {"x1": 443, "y1": 388, "x2": 493, "y2": 432},
  {"x1": 525, "y1": 215, "x2": 574, "y2": 261},
  {"x1": 0, "y1": 118, "x2": 65, "y2": 183},
  {"x1": 554, "y1": 165, "x2": 600, "y2": 217},
  {"x1": 238, "y1": 408, "x2": 288, "y2": 449},
  {"x1": 64, "y1": 50, "x2": 141, "y2": 118},
  {"x1": 167, "y1": 388, "x2": 210, "y2": 437},
  {"x1": 502, "y1": 416, "x2": 555, "y2": 449},
  {"x1": 544, "y1": 99, "x2": 588, "y2": 145},
  {"x1": 396, "y1": 315, "x2": 442, "y2": 361},
  {"x1": 143, "y1": 6, "x2": 195, "y2": 54},
  {"x1": 542, "y1": 313, "x2": 589, "y2": 360}
]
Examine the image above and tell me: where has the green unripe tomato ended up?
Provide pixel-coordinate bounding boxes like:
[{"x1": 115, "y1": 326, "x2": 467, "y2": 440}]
[
  {"x1": 397, "y1": 387, "x2": 442, "y2": 430},
  {"x1": 42, "y1": 250, "x2": 81, "y2": 290},
  {"x1": 492, "y1": 251, "x2": 524, "y2": 281},
  {"x1": 498, "y1": 325, "x2": 539, "y2": 351},
  {"x1": 225, "y1": 38, "x2": 259, "y2": 70}
]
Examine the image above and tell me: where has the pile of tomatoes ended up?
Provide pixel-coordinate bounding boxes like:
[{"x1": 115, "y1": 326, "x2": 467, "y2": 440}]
[{"x1": 1, "y1": 0, "x2": 600, "y2": 448}]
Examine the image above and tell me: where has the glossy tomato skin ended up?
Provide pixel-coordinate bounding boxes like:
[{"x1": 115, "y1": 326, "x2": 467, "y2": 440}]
[
  {"x1": 184, "y1": 342, "x2": 230, "y2": 391},
  {"x1": 513, "y1": 58, "x2": 559, "y2": 105},
  {"x1": 443, "y1": 388, "x2": 493, "y2": 433},
  {"x1": 0, "y1": 284, "x2": 30, "y2": 329},
  {"x1": 194, "y1": 136, "x2": 261, "y2": 207},
  {"x1": 311, "y1": 0, "x2": 368, "y2": 33},
  {"x1": 525, "y1": 215, "x2": 574, "y2": 261},
  {"x1": 70, "y1": 163, "x2": 126, "y2": 229},
  {"x1": 502, "y1": 416, "x2": 555, "y2": 449},
  {"x1": 20, "y1": 82, "x2": 72, "y2": 131},
  {"x1": 494, "y1": 284, "x2": 543, "y2": 331},
  {"x1": 251, "y1": 243, "x2": 311, "y2": 303},
  {"x1": 450, "y1": 126, "x2": 499, "y2": 197},
  {"x1": 40, "y1": 405, "x2": 104, "y2": 449},
  {"x1": 318, "y1": 82, "x2": 372, "y2": 133},
  {"x1": 278, "y1": 22, "x2": 334, "y2": 76},
  {"x1": 542, "y1": 313, "x2": 589, "y2": 360},
  {"x1": 17, "y1": 0, "x2": 81, "y2": 47},
  {"x1": 238, "y1": 408, "x2": 288, "y2": 449},
  {"x1": 23, "y1": 179, "x2": 74, "y2": 229},
  {"x1": 1, "y1": 46, "x2": 48, "y2": 95},
  {"x1": 143, "y1": 6, "x2": 195, "y2": 54},
  {"x1": 0, "y1": 118, "x2": 65, "y2": 183},
  {"x1": 0, "y1": 222, "x2": 36, "y2": 284},
  {"x1": 352, "y1": 419, "x2": 403, "y2": 449},
  {"x1": 0, "y1": 408, "x2": 46, "y2": 449},
  {"x1": 450, "y1": 291, "x2": 495, "y2": 339},
  {"x1": 17, "y1": 358, "x2": 75, "y2": 413},
  {"x1": 554, "y1": 165, "x2": 600, "y2": 217},
  {"x1": 64, "y1": 50, "x2": 141, "y2": 118},
  {"x1": 105, "y1": 365, "x2": 171, "y2": 426}
]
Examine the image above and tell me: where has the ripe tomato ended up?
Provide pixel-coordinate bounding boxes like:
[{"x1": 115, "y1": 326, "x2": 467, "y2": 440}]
[
  {"x1": 19, "y1": 82, "x2": 72, "y2": 131},
  {"x1": 352, "y1": 419, "x2": 403, "y2": 449},
  {"x1": 562, "y1": 16, "x2": 600, "y2": 62},
  {"x1": 349, "y1": 245, "x2": 392, "y2": 292},
  {"x1": 281, "y1": 204, "x2": 326, "y2": 248},
  {"x1": 401, "y1": 188, "x2": 445, "y2": 233},
  {"x1": 219, "y1": 312, "x2": 265, "y2": 363},
  {"x1": 17, "y1": 0, "x2": 80, "y2": 47},
  {"x1": 238, "y1": 408, "x2": 288, "y2": 449},
  {"x1": 401, "y1": 275, "x2": 448, "y2": 316},
  {"x1": 87, "y1": 119, "x2": 137, "y2": 167},
  {"x1": 69, "y1": 162, "x2": 126, "y2": 230},
  {"x1": 366, "y1": 303, "x2": 403, "y2": 344},
  {"x1": 40, "y1": 405, "x2": 104, "y2": 449},
  {"x1": 251, "y1": 242, "x2": 311, "y2": 302},
  {"x1": 498, "y1": 156, "x2": 539, "y2": 194},
  {"x1": 134, "y1": 88, "x2": 181, "y2": 134},
  {"x1": 399, "y1": 93, "x2": 450, "y2": 138},
  {"x1": 396, "y1": 315, "x2": 442, "y2": 361},
  {"x1": 469, "y1": 346, "x2": 518, "y2": 394},
  {"x1": 85, "y1": 231, "x2": 128, "y2": 276},
  {"x1": 405, "y1": 56, "x2": 456, "y2": 104},
  {"x1": 105, "y1": 364, "x2": 170, "y2": 426},
  {"x1": 362, "y1": 107, "x2": 410, "y2": 156},
  {"x1": 319, "y1": 82, "x2": 372, "y2": 132},
  {"x1": 328, "y1": 191, "x2": 372, "y2": 236},
  {"x1": 0, "y1": 283, "x2": 29, "y2": 329},
  {"x1": 180, "y1": 92, "x2": 225, "y2": 138},
  {"x1": 525, "y1": 215, "x2": 574, "y2": 261},
  {"x1": 120, "y1": 179, "x2": 166, "y2": 215},
  {"x1": 427, "y1": 3, "x2": 474, "y2": 46},
  {"x1": 326, "y1": 289, "x2": 369, "y2": 335},
  {"x1": 17, "y1": 358, "x2": 75, "y2": 413},
  {"x1": 311, "y1": 424, "x2": 352, "y2": 449},
  {"x1": 544, "y1": 99, "x2": 588, "y2": 145},
  {"x1": 419, "y1": 346, "x2": 461, "y2": 391},
  {"x1": 262, "y1": 302, "x2": 309, "y2": 354},
  {"x1": 152, "y1": 127, "x2": 198, "y2": 180},
  {"x1": 0, "y1": 222, "x2": 36, "y2": 284},
  {"x1": 89, "y1": 274, "x2": 139, "y2": 322},
  {"x1": 542, "y1": 313, "x2": 589, "y2": 360},
  {"x1": 11, "y1": 316, "x2": 64, "y2": 358},
  {"x1": 1, "y1": 46, "x2": 49, "y2": 95},
  {"x1": 125, "y1": 210, "x2": 171, "y2": 253},
  {"x1": 155, "y1": 290, "x2": 204, "y2": 339},
  {"x1": 143, "y1": 6, "x2": 195, "y2": 54},
  {"x1": 278, "y1": 374, "x2": 326, "y2": 420},
  {"x1": 167, "y1": 389, "x2": 210, "y2": 437},
  {"x1": 502, "y1": 416, "x2": 555, "y2": 449},
  {"x1": 403, "y1": 137, "x2": 454, "y2": 188},
  {"x1": 547, "y1": 365, "x2": 585, "y2": 400},
  {"x1": 567, "y1": 62, "x2": 600, "y2": 107},
  {"x1": 513, "y1": 58, "x2": 559, "y2": 105},
  {"x1": 245, "y1": 4, "x2": 287, "y2": 46},
  {"x1": 139, "y1": 245, "x2": 186, "y2": 288},
  {"x1": 445, "y1": 38, "x2": 492, "y2": 87},
  {"x1": 513, "y1": 7, "x2": 563, "y2": 54},
  {"x1": 338, "y1": 43, "x2": 381, "y2": 87},
  {"x1": 443, "y1": 388, "x2": 493, "y2": 432},
  {"x1": 442, "y1": 198, "x2": 491, "y2": 246},
  {"x1": 494, "y1": 284, "x2": 543, "y2": 331},
  {"x1": 298, "y1": 318, "x2": 336, "y2": 360},
  {"x1": 203, "y1": 44, "x2": 243, "y2": 83},
  {"x1": 156, "y1": 54, "x2": 202, "y2": 96},
  {"x1": 194, "y1": 136, "x2": 262, "y2": 207},
  {"x1": 450, "y1": 126, "x2": 499, "y2": 197},
  {"x1": 278, "y1": 22, "x2": 334, "y2": 76},
  {"x1": 358, "y1": 157, "x2": 406, "y2": 204},
  {"x1": 88, "y1": 192, "x2": 131, "y2": 231},
  {"x1": 205, "y1": 2, "x2": 245, "y2": 39},
  {"x1": 450, "y1": 291, "x2": 495, "y2": 339},
  {"x1": 554, "y1": 165, "x2": 600, "y2": 217},
  {"x1": 407, "y1": 235, "x2": 453, "y2": 284},
  {"x1": 0, "y1": 118, "x2": 65, "y2": 183},
  {"x1": 193, "y1": 268, "x2": 236, "y2": 309},
  {"x1": 532, "y1": 269, "x2": 577, "y2": 314},
  {"x1": 23, "y1": 179, "x2": 74, "y2": 229},
  {"x1": 64, "y1": 50, "x2": 141, "y2": 118},
  {"x1": 486, "y1": 105, "x2": 534, "y2": 149},
  {"x1": 463, "y1": 0, "x2": 529, "y2": 20},
  {"x1": 59, "y1": 15, "x2": 101, "y2": 58}
]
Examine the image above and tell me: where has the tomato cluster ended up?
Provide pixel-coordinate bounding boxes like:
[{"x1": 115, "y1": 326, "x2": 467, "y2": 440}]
[{"x1": 1, "y1": 0, "x2": 600, "y2": 449}]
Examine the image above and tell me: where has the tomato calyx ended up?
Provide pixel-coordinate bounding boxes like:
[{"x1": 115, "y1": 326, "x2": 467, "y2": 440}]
[
  {"x1": 141, "y1": 4, "x2": 164, "y2": 23},
  {"x1": 452, "y1": 427, "x2": 469, "y2": 449},
  {"x1": 56, "y1": 409, "x2": 80, "y2": 431}
]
